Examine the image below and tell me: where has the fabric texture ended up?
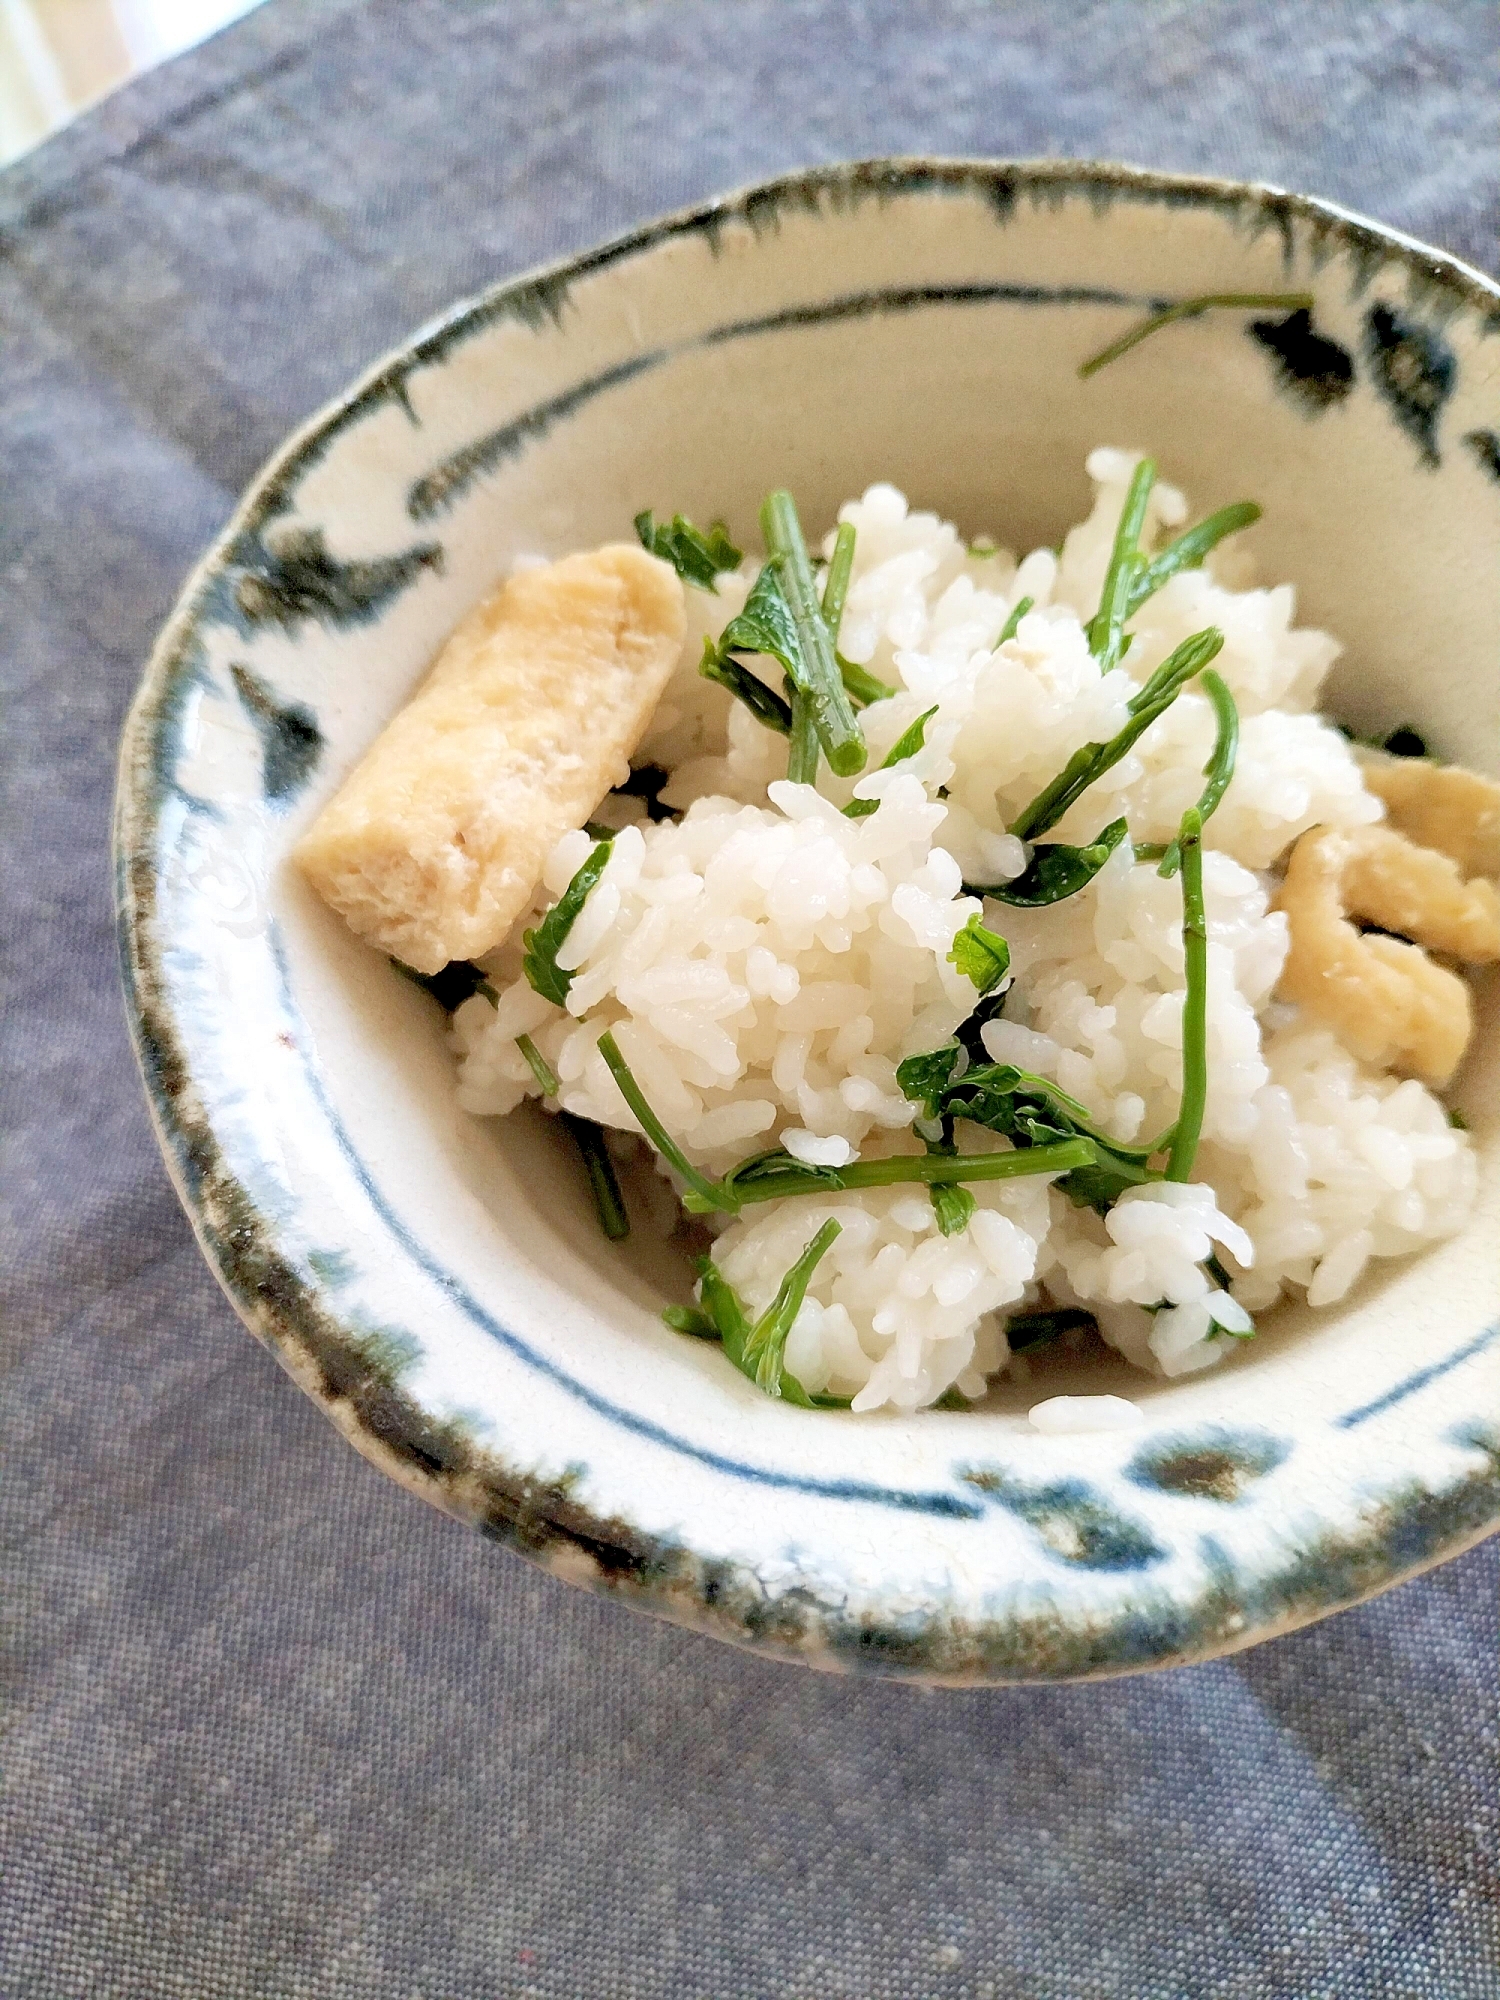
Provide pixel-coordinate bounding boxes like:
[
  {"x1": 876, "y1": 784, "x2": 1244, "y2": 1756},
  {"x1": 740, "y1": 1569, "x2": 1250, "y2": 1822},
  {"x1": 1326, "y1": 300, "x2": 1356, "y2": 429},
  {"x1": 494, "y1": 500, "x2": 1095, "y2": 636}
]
[{"x1": 3, "y1": 2, "x2": 1497, "y2": 1993}]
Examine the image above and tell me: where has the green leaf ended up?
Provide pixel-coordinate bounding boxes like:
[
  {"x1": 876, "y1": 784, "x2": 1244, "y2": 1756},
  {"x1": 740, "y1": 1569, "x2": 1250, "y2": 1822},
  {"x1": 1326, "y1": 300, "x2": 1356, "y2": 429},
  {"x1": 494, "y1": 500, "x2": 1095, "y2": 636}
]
[
  {"x1": 936, "y1": 1062, "x2": 1162, "y2": 1213},
  {"x1": 662, "y1": 1305, "x2": 719, "y2": 1339},
  {"x1": 1056, "y1": 1153, "x2": 1155, "y2": 1211},
  {"x1": 696, "y1": 1256, "x2": 753, "y2": 1364},
  {"x1": 689, "y1": 1234, "x2": 847, "y2": 1406},
  {"x1": 1204, "y1": 1250, "x2": 1235, "y2": 1292},
  {"x1": 941, "y1": 1066, "x2": 1067, "y2": 1149},
  {"x1": 994, "y1": 595, "x2": 1034, "y2": 649},
  {"x1": 717, "y1": 560, "x2": 805, "y2": 675},
  {"x1": 741, "y1": 1219, "x2": 842, "y2": 1399},
  {"x1": 881, "y1": 704, "x2": 939, "y2": 768},
  {"x1": 708, "y1": 561, "x2": 818, "y2": 769},
  {"x1": 838, "y1": 655, "x2": 896, "y2": 706},
  {"x1": 699, "y1": 635, "x2": 793, "y2": 733},
  {"x1": 955, "y1": 991, "x2": 1007, "y2": 1070},
  {"x1": 521, "y1": 839, "x2": 614, "y2": 1006},
  {"x1": 948, "y1": 914, "x2": 1012, "y2": 994},
  {"x1": 844, "y1": 705, "x2": 940, "y2": 815},
  {"x1": 721, "y1": 1147, "x2": 844, "y2": 1202},
  {"x1": 633, "y1": 510, "x2": 743, "y2": 590},
  {"x1": 1206, "y1": 1294, "x2": 1256, "y2": 1341},
  {"x1": 977, "y1": 816, "x2": 1129, "y2": 907},
  {"x1": 895, "y1": 1043, "x2": 969, "y2": 1122},
  {"x1": 948, "y1": 1063, "x2": 1159, "y2": 1158},
  {"x1": 769, "y1": 1370, "x2": 832, "y2": 1409},
  {"x1": 931, "y1": 1182, "x2": 977, "y2": 1236}
]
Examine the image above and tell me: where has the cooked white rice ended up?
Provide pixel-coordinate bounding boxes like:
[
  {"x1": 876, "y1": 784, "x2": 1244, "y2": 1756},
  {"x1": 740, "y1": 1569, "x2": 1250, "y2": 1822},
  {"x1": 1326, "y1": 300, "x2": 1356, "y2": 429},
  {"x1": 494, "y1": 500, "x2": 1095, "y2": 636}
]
[{"x1": 453, "y1": 448, "x2": 1477, "y2": 1412}]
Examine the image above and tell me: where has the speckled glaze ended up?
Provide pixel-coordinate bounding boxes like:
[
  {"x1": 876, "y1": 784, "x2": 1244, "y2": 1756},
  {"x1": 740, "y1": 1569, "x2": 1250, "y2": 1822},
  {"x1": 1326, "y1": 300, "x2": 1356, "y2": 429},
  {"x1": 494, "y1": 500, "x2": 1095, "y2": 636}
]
[{"x1": 114, "y1": 160, "x2": 1500, "y2": 1682}]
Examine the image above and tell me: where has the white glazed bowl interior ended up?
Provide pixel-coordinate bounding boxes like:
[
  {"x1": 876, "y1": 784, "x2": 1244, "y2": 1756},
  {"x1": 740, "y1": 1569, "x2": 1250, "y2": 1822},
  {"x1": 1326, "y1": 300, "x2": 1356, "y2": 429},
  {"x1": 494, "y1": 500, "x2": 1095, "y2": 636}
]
[{"x1": 117, "y1": 161, "x2": 1500, "y2": 1681}]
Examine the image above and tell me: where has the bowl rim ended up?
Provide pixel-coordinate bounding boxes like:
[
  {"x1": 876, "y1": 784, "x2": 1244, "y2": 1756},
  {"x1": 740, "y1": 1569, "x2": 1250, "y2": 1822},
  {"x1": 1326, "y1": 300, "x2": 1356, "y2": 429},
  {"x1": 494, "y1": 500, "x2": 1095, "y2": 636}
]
[{"x1": 114, "y1": 155, "x2": 1500, "y2": 1682}]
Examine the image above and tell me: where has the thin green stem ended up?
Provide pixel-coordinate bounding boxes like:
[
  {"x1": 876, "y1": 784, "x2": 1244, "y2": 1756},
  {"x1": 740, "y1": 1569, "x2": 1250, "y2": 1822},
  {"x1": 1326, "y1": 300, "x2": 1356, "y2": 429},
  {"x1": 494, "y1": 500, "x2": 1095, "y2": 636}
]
[
  {"x1": 558, "y1": 1112, "x2": 630, "y2": 1240},
  {"x1": 812, "y1": 523, "x2": 859, "y2": 774},
  {"x1": 697, "y1": 1258, "x2": 752, "y2": 1355},
  {"x1": 1006, "y1": 742, "x2": 1106, "y2": 844},
  {"x1": 1190, "y1": 668, "x2": 1239, "y2": 822},
  {"x1": 596, "y1": 1030, "x2": 738, "y2": 1214},
  {"x1": 1078, "y1": 293, "x2": 1316, "y2": 379},
  {"x1": 1127, "y1": 629, "x2": 1225, "y2": 716},
  {"x1": 1086, "y1": 457, "x2": 1156, "y2": 666},
  {"x1": 787, "y1": 690, "x2": 820, "y2": 783},
  {"x1": 1166, "y1": 808, "x2": 1208, "y2": 1183},
  {"x1": 1127, "y1": 502, "x2": 1261, "y2": 614},
  {"x1": 516, "y1": 1034, "x2": 559, "y2": 1096},
  {"x1": 761, "y1": 490, "x2": 866, "y2": 777},
  {"x1": 1008, "y1": 627, "x2": 1226, "y2": 840},
  {"x1": 682, "y1": 1138, "x2": 1095, "y2": 1211},
  {"x1": 820, "y1": 521, "x2": 856, "y2": 638},
  {"x1": 1156, "y1": 668, "x2": 1239, "y2": 878},
  {"x1": 810, "y1": 1140, "x2": 1094, "y2": 1191},
  {"x1": 742, "y1": 1218, "x2": 842, "y2": 1396},
  {"x1": 995, "y1": 594, "x2": 1034, "y2": 648}
]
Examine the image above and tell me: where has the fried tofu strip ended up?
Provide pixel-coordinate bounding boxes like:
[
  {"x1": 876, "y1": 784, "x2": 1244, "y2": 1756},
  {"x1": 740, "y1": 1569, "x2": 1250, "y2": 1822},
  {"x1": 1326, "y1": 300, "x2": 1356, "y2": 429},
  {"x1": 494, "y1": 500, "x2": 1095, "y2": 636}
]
[
  {"x1": 1339, "y1": 823, "x2": 1500, "y2": 959},
  {"x1": 1275, "y1": 823, "x2": 1500, "y2": 1085},
  {"x1": 295, "y1": 545, "x2": 685, "y2": 974},
  {"x1": 1358, "y1": 751, "x2": 1500, "y2": 880}
]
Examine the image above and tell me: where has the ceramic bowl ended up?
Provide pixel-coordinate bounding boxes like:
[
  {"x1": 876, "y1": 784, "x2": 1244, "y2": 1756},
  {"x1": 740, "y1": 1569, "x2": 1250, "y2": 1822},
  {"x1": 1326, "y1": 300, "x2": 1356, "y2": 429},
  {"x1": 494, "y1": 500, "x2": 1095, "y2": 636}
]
[{"x1": 115, "y1": 159, "x2": 1500, "y2": 1682}]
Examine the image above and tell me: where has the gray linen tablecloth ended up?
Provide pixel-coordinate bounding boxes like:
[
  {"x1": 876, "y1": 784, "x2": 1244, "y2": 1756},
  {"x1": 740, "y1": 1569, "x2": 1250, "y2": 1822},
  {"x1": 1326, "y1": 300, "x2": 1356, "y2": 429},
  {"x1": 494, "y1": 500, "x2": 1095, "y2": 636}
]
[{"x1": 4, "y1": 3, "x2": 1497, "y2": 1994}]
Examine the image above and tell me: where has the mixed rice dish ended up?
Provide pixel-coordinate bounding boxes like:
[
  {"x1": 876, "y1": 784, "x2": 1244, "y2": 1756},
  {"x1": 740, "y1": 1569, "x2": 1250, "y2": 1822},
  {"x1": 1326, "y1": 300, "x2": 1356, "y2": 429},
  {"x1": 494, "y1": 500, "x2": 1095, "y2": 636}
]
[{"x1": 296, "y1": 447, "x2": 1500, "y2": 1424}]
